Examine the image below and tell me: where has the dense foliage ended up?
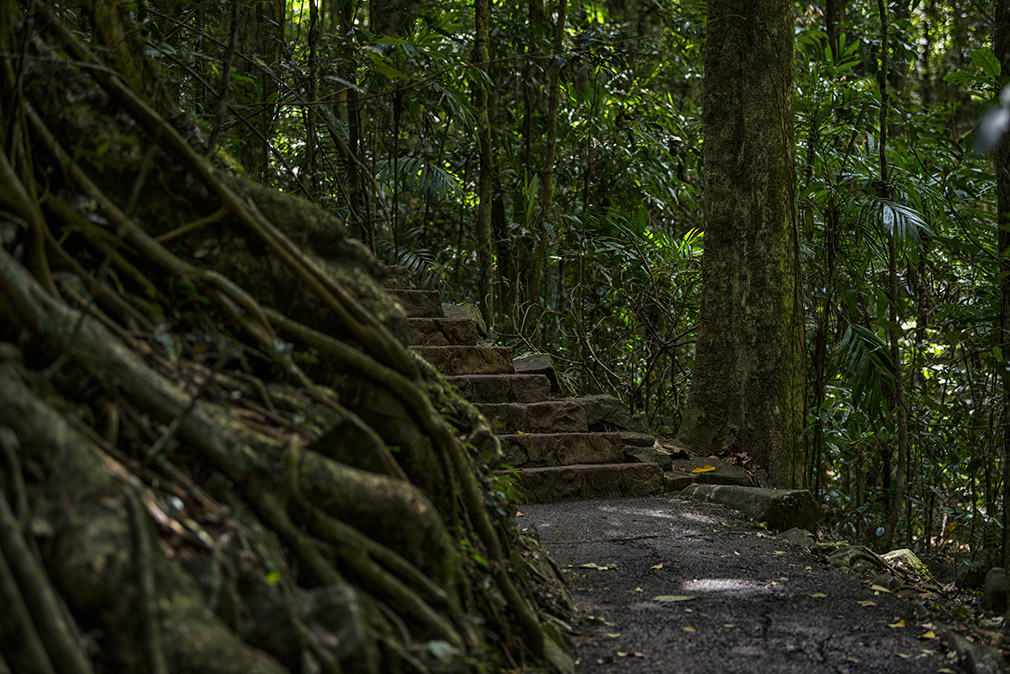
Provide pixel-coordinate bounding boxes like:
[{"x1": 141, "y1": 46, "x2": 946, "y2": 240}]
[{"x1": 143, "y1": 0, "x2": 1009, "y2": 562}]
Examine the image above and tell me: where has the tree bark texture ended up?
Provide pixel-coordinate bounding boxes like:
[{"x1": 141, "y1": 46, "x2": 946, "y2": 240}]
[{"x1": 678, "y1": 0, "x2": 806, "y2": 488}]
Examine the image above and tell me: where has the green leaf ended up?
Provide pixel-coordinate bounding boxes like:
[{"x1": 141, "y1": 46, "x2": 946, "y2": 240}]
[
  {"x1": 971, "y1": 49, "x2": 1001, "y2": 82},
  {"x1": 264, "y1": 569, "x2": 282, "y2": 585}
]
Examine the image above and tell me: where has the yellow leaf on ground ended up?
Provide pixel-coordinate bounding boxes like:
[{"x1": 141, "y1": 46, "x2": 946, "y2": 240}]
[
  {"x1": 845, "y1": 657, "x2": 860, "y2": 663},
  {"x1": 516, "y1": 511, "x2": 524, "y2": 517},
  {"x1": 773, "y1": 550, "x2": 788, "y2": 555},
  {"x1": 888, "y1": 619, "x2": 905, "y2": 628},
  {"x1": 653, "y1": 595, "x2": 696, "y2": 602},
  {"x1": 691, "y1": 465, "x2": 717, "y2": 473},
  {"x1": 650, "y1": 563, "x2": 664, "y2": 569},
  {"x1": 897, "y1": 653, "x2": 911, "y2": 658},
  {"x1": 682, "y1": 626, "x2": 696, "y2": 632},
  {"x1": 857, "y1": 600, "x2": 876, "y2": 607},
  {"x1": 918, "y1": 630, "x2": 937, "y2": 639},
  {"x1": 810, "y1": 592, "x2": 828, "y2": 598},
  {"x1": 938, "y1": 669, "x2": 957, "y2": 673},
  {"x1": 634, "y1": 587, "x2": 643, "y2": 592},
  {"x1": 869, "y1": 584, "x2": 893, "y2": 594},
  {"x1": 605, "y1": 633, "x2": 621, "y2": 638}
]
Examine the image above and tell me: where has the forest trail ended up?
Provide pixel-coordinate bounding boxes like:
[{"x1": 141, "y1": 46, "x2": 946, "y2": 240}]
[
  {"x1": 385, "y1": 267, "x2": 750, "y2": 500},
  {"x1": 524, "y1": 495, "x2": 952, "y2": 674}
]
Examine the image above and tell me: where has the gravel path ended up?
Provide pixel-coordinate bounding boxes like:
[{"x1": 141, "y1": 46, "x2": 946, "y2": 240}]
[{"x1": 524, "y1": 495, "x2": 956, "y2": 674}]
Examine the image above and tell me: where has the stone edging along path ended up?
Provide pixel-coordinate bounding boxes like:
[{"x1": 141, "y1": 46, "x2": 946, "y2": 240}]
[{"x1": 523, "y1": 495, "x2": 957, "y2": 674}]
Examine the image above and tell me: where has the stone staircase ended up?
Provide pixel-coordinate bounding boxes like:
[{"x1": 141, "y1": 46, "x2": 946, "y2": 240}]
[{"x1": 384, "y1": 266, "x2": 665, "y2": 503}]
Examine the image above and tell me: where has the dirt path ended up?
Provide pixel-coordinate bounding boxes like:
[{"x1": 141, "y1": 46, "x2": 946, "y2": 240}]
[{"x1": 524, "y1": 495, "x2": 956, "y2": 674}]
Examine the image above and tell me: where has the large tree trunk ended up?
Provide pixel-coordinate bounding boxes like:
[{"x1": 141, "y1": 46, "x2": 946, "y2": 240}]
[{"x1": 678, "y1": 0, "x2": 806, "y2": 488}]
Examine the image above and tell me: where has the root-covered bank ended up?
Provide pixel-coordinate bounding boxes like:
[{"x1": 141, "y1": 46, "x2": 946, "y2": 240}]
[{"x1": 0, "y1": 5, "x2": 572, "y2": 673}]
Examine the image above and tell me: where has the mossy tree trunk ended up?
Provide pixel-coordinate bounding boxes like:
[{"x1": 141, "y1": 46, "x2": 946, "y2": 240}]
[{"x1": 678, "y1": 0, "x2": 806, "y2": 488}]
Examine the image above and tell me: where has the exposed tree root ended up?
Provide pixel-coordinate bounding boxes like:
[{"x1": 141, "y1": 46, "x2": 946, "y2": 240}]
[{"x1": 0, "y1": 7, "x2": 571, "y2": 673}]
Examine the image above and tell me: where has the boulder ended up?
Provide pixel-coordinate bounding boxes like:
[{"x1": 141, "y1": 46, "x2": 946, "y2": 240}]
[
  {"x1": 982, "y1": 567, "x2": 1010, "y2": 614},
  {"x1": 681, "y1": 484, "x2": 818, "y2": 532},
  {"x1": 512, "y1": 352, "x2": 559, "y2": 391},
  {"x1": 442, "y1": 303, "x2": 488, "y2": 339},
  {"x1": 778, "y1": 527, "x2": 815, "y2": 549},
  {"x1": 570, "y1": 394, "x2": 649, "y2": 433},
  {"x1": 667, "y1": 457, "x2": 749, "y2": 487},
  {"x1": 623, "y1": 446, "x2": 673, "y2": 469},
  {"x1": 881, "y1": 548, "x2": 933, "y2": 580},
  {"x1": 620, "y1": 431, "x2": 655, "y2": 447}
]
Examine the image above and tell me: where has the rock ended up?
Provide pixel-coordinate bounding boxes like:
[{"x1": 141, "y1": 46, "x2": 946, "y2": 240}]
[
  {"x1": 667, "y1": 457, "x2": 750, "y2": 487},
  {"x1": 929, "y1": 558, "x2": 989, "y2": 590},
  {"x1": 663, "y1": 472, "x2": 695, "y2": 491},
  {"x1": 778, "y1": 527, "x2": 815, "y2": 549},
  {"x1": 445, "y1": 374, "x2": 551, "y2": 404},
  {"x1": 682, "y1": 484, "x2": 818, "y2": 532},
  {"x1": 870, "y1": 573, "x2": 900, "y2": 592},
  {"x1": 571, "y1": 394, "x2": 649, "y2": 433},
  {"x1": 515, "y1": 463, "x2": 664, "y2": 502},
  {"x1": 499, "y1": 433, "x2": 623, "y2": 468},
  {"x1": 983, "y1": 567, "x2": 1010, "y2": 614},
  {"x1": 512, "y1": 352, "x2": 559, "y2": 391},
  {"x1": 882, "y1": 548, "x2": 933, "y2": 580},
  {"x1": 623, "y1": 446, "x2": 673, "y2": 469},
  {"x1": 411, "y1": 345, "x2": 514, "y2": 375},
  {"x1": 620, "y1": 431, "x2": 655, "y2": 447},
  {"x1": 475, "y1": 401, "x2": 588, "y2": 434},
  {"x1": 442, "y1": 303, "x2": 488, "y2": 338},
  {"x1": 936, "y1": 624, "x2": 1008, "y2": 674}
]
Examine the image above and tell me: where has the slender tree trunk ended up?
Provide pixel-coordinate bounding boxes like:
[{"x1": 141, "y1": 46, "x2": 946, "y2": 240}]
[
  {"x1": 877, "y1": 0, "x2": 909, "y2": 551},
  {"x1": 826, "y1": 0, "x2": 848, "y2": 55},
  {"x1": 678, "y1": 0, "x2": 805, "y2": 487},
  {"x1": 474, "y1": 0, "x2": 494, "y2": 326},
  {"x1": 994, "y1": 0, "x2": 1010, "y2": 568},
  {"x1": 524, "y1": 0, "x2": 566, "y2": 346}
]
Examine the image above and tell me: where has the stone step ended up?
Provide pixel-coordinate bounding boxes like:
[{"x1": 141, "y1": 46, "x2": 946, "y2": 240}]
[
  {"x1": 499, "y1": 432, "x2": 622, "y2": 469},
  {"x1": 475, "y1": 401, "x2": 588, "y2": 434},
  {"x1": 382, "y1": 266, "x2": 414, "y2": 290},
  {"x1": 446, "y1": 374, "x2": 551, "y2": 403},
  {"x1": 411, "y1": 345, "x2": 514, "y2": 376},
  {"x1": 390, "y1": 289, "x2": 443, "y2": 318},
  {"x1": 408, "y1": 317, "x2": 479, "y2": 346},
  {"x1": 515, "y1": 463, "x2": 664, "y2": 503}
]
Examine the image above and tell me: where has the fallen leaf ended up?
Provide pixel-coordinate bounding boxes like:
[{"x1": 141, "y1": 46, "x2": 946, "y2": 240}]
[
  {"x1": 918, "y1": 630, "x2": 937, "y2": 640},
  {"x1": 580, "y1": 562, "x2": 617, "y2": 571},
  {"x1": 650, "y1": 563, "x2": 664, "y2": 569},
  {"x1": 889, "y1": 619, "x2": 905, "y2": 628},
  {"x1": 810, "y1": 592, "x2": 828, "y2": 598},
  {"x1": 634, "y1": 587, "x2": 643, "y2": 592},
  {"x1": 869, "y1": 584, "x2": 893, "y2": 594},
  {"x1": 721, "y1": 521, "x2": 731, "y2": 526},
  {"x1": 937, "y1": 669, "x2": 957, "y2": 673},
  {"x1": 773, "y1": 550, "x2": 788, "y2": 555},
  {"x1": 857, "y1": 600, "x2": 876, "y2": 607},
  {"x1": 516, "y1": 511, "x2": 525, "y2": 517},
  {"x1": 682, "y1": 626, "x2": 695, "y2": 632},
  {"x1": 633, "y1": 652, "x2": 645, "y2": 658},
  {"x1": 605, "y1": 633, "x2": 621, "y2": 638},
  {"x1": 734, "y1": 550, "x2": 741, "y2": 556},
  {"x1": 845, "y1": 657, "x2": 860, "y2": 663},
  {"x1": 897, "y1": 653, "x2": 911, "y2": 659},
  {"x1": 617, "y1": 651, "x2": 628, "y2": 657},
  {"x1": 750, "y1": 521, "x2": 769, "y2": 529},
  {"x1": 653, "y1": 595, "x2": 696, "y2": 602},
  {"x1": 691, "y1": 465, "x2": 717, "y2": 473}
]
